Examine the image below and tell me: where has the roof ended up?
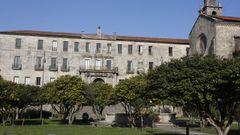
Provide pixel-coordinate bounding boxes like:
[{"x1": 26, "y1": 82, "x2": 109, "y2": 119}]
[
  {"x1": 0, "y1": 30, "x2": 189, "y2": 45},
  {"x1": 213, "y1": 16, "x2": 240, "y2": 22}
]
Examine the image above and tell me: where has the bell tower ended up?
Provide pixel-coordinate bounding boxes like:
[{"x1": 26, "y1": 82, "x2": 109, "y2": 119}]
[{"x1": 200, "y1": 0, "x2": 222, "y2": 16}]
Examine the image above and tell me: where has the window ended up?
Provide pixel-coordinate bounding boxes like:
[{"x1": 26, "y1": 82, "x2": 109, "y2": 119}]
[
  {"x1": 62, "y1": 58, "x2": 68, "y2": 68},
  {"x1": 186, "y1": 47, "x2": 190, "y2": 56},
  {"x1": 118, "y1": 44, "x2": 122, "y2": 54},
  {"x1": 106, "y1": 60, "x2": 112, "y2": 70},
  {"x1": 36, "y1": 57, "x2": 42, "y2": 67},
  {"x1": 13, "y1": 76, "x2": 19, "y2": 84},
  {"x1": 148, "y1": 46, "x2": 153, "y2": 55},
  {"x1": 96, "y1": 43, "x2": 101, "y2": 53},
  {"x1": 52, "y1": 40, "x2": 58, "y2": 51},
  {"x1": 127, "y1": 60, "x2": 133, "y2": 72},
  {"x1": 15, "y1": 38, "x2": 21, "y2": 49},
  {"x1": 128, "y1": 45, "x2": 133, "y2": 54},
  {"x1": 63, "y1": 41, "x2": 68, "y2": 51},
  {"x1": 95, "y1": 60, "x2": 102, "y2": 70},
  {"x1": 51, "y1": 57, "x2": 57, "y2": 67},
  {"x1": 86, "y1": 42, "x2": 90, "y2": 53},
  {"x1": 37, "y1": 40, "x2": 43, "y2": 50},
  {"x1": 74, "y1": 42, "x2": 79, "y2": 52},
  {"x1": 107, "y1": 43, "x2": 112, "y2": 53},
  {"x1": 25, "y1": 77, "x2": 30, "y2": 85},
  {"x1": 168, "y1": 47, "x2": 173, "y2": 56},
  {"x1": 138, "y1": 45, "x2": 143, "y2": 55},
  {"x1": 14, "y1": 56, "x2": 21, "y2": 66},
  {"x1": 36, "y1": 77, "x2": 41, "y2": 86},
  {"x1": 50, "y1": 77, "x2": 55, "y2": 82},
  {"x1": 149, "y1": 62, "x2": 154, "y2": 70},
  {"x1": 233, "y1": 37, "x2": 240, "y2": 57},
  {"x1": 85, "y1": 59, "x2": 91, "y2": 69}
]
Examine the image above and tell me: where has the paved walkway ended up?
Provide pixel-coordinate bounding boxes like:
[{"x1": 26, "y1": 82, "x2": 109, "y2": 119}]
[{"x1": 157, "y1": 126, "x2": 214, "y2": 135}]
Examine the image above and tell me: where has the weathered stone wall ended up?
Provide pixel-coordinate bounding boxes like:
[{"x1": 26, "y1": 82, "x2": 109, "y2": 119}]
[{"x1": 0, "y1": 34, "x2": 189, "y2": 85}]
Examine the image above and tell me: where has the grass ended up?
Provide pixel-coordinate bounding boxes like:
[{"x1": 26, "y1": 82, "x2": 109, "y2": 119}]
[{"x1": 0, "y1": 119, "x2": 181, "y2": 135}]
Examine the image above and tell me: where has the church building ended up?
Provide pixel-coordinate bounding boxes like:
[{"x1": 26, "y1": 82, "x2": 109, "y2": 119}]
[{"x1": 190, "y1": 0, "x2": 240, "y2": 58}]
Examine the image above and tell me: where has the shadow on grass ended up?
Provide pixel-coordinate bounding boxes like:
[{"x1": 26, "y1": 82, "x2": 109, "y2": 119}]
[
  {"x1": 228, "y1": 129, "x2": 240, "y2": 135},
  {"x1": 147, "y1": 130, "x2": 182, "y2": 135}
]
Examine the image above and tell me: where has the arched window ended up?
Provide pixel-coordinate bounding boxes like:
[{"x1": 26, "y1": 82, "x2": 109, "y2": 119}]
[
  {"x1": 197, "y1": 34, "x2": 207, "y2": 54},
  {"x1": 93, "y1": 78, "x2": 105, "y2": 83}
]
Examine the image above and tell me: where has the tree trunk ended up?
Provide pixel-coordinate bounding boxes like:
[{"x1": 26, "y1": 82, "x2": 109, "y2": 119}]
[
  {"x1": 140, "y1": 115, "x2": 144, "y2": 131},
  {"x1": 216, "y1": 127, "x2": 230, "y2": 135}
]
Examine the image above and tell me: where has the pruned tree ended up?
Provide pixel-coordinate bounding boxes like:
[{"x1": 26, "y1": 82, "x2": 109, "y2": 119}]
[
  {"x1": 115, "y1": 74, "x2": 149, "y2": 128},
  {"x1": 42, "y1": 75, "x2": 86, "y2": 124},
  {"x1": 147, "y1": 55, "x2": 240, "y2": 135},
  {"x1": 85, "y1": 82, "x2": 115, "y2": 120}
]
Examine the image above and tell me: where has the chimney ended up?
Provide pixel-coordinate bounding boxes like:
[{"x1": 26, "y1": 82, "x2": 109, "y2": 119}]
[{"x1": 97, "y1": 26, "x2": 102, "y2": 37}]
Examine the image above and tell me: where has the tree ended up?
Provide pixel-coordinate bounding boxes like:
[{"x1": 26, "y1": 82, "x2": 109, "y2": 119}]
[
  {"x1": 42, "y1": 75, "x2": 86, "y2": 124},
  {"x1": 85, "y1": 82, "x2": 115, "y2": 120},
  {"x1": 147, "y1": 55, "x2": 240, "y2": 135},
  {"x1": 115, "y1": 74, "x2": 149, "y2": 128}
]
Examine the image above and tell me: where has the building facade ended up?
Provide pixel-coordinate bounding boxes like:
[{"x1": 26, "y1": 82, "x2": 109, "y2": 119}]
[
  {"x1": 190, "y1": 0, "x2": 240, "y2": 58},
  {"x1": 0, "y1": 29, "x2": 189, "y2": 86}
]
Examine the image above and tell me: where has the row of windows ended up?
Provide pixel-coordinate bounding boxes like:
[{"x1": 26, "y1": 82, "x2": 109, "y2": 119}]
[
  {"x1": 12, "y1": 56, "x2": 154, "y2": 73},
  {"x1": 14, "y1": 38, "x2": 181, "y2": 56},
  {"x1": 13, "y1": 76, "x2": 55, "y2": 86}
]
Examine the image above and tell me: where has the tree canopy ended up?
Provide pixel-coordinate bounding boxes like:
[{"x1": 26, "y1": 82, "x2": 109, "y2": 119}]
[
  {"x1": 42, "y1": 75, "x2": 85, "y2": 124},
  {"x1": 148, "y1": 55, "x2": 240, "y2": 135}
]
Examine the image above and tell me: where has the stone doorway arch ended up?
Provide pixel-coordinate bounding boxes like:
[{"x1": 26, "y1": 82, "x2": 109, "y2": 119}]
[
  {"x1": 93, "y1": 78, "x2": 105, "y2": 83},
  {"x1": 197, "y1": 34, "x2": 207, "y2": 54}
]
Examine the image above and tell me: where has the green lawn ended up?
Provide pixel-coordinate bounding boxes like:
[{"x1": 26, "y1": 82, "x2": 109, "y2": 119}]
[{"x1": 0, "y1": 125, "x2": 182, "y2": 135}]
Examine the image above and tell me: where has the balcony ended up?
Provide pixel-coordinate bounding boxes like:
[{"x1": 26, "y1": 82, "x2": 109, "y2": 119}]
[
  {"x1": 12, "y1": 64, "x2": 22, "y2": 70},
  {"x1": 126, "y1": 69, "x2": 135, "y2": 74},
  {"x1": 35, "y1": 64, "x2": 44, "y2": 71},
  {"x1": 61, "y1": 66, "x2": 70, "y2": 72},
  {"x1": 79, "y1": 66, "x2": 118, "y2": 74},
  {"x1": 49, "y1": 65, "x2": 58, "y2": 71}
]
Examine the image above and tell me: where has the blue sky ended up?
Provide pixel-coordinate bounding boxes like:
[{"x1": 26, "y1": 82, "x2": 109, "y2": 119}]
[{"x1": 0, "y1": 0, "x2": 239, "y2": 39}]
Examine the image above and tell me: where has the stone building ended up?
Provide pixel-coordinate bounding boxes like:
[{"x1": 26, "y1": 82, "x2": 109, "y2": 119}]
[
  {"x1": 0, "y1": 28, "x2": 189, "y2": 86},
  {"x1": 190, "y1": 0, "x2": 240, "y2": 58}
]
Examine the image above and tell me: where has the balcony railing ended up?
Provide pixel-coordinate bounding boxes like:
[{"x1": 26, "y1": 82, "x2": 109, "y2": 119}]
[
  {"x1": 49, "y1": 65, "x2": 58, "y2": 71},
  {"x1": 35, "y1": 64, "x2": 44, "y2": 71},
  {"x1": 12, "y1": 64, "x2": 22, "y2": 70},
  {"x1": 126, "y1": 69, "x2": 135, "y2": 74},
  {"x1": 79, "y1": 66, "x2": 118, "y2": 74},
  {"x1": 61, "y1": 66, "x2": 70, "y2": 72}
]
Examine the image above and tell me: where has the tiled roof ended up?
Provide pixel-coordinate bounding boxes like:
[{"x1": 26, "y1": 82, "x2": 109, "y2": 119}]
[
  {"x1": 0, "y1": 30, "x2": 189, "y2": 44},
  {"x1": 213, "y1": 16, "x2": 240, "y2": 22}
]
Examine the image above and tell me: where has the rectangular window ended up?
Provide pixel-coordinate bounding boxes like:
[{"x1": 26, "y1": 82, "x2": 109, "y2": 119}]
[
  {"x1": 148, "y1": 46, "x2": 153, "y2": 55},
  {"x1": 235, "y1": 37, "x2": 240, "y2": 52},
  {"x1": 168, "y1": 47, "x2": 173, "y2": 57},
  {"x1": 106, "y1": 60, "x2": 112, "y2": 70},
  {"x1": 50, "y1": 77, "x2": 55, "y2": 82},
  {"x1": 74, "y1": 42, "x2": 79, "y2": 52},
  {"x1": 95, "y1": 60, "x2": 102, "y2": 70},
  {"x1": 149, "y1": 62, "x2": 154, "y2": 70},
  {"x1": 15, "y1": 38, "x2": 21, "y2": 49},
  {"x1": 85, "y1": 59, "x2": 91, "y2": 69},
  {"x1": 37, "y1": 40, "x2": 43, "y2": 50},
  {"x1": 62, "y1": 58, "x2": 68, "y2": 68},
  {"x1": 186, "y1": 47, "x2": 190, "y2": 56},
  {"x1": 118, "y1": 44, "x2": 122, "y2": 54},
  {"x1": 107, "y1": 43, "x2": 112, "y2": 53},
  {"x1": 13, "y1": 76, "x2": 19, "y2": 84},
  {"x1": 52, "y1": 40, "x2": 58, "y2": 51},
  {"x1": 36, "y1": 77, "x2": 41, "y2": 86},
  {"x1": 138, "y1": 45, "x2": 143, "y2": 55},
  {"x1": 96, "y1": 43, "x2": 101, "y2": 53},
  {"x1": 128, "y1": 45, "x2": 133, "y2": 54},
  {"x1": 86, "y1": 42, "x2": 90, "y2": 53},
  {"x1": 14, "y1": 56, "x2": 21, "y2": 65},
  {"x1": 51, "y1": 57, "x2": 57, "y2": 67},
  {"x1": 63, "y1": 41, "x2": 68, "y2": 51},
  {"x1": 36, "y1": 57, "x2": 42, "y2": 67},
  {"x1": 127, "y1": 60, "x2": 133, "y2": 72},
  {"x1": 25, "y1": 77, "x2": 30, "y2": 85}
]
